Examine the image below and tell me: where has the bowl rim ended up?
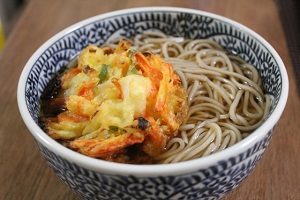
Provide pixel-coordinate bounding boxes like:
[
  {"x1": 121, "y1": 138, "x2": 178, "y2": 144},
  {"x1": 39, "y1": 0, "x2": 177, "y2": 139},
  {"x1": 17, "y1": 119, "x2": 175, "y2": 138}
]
[{"x1": 17, "y1": 6, "x2": 289, "y2": 176}]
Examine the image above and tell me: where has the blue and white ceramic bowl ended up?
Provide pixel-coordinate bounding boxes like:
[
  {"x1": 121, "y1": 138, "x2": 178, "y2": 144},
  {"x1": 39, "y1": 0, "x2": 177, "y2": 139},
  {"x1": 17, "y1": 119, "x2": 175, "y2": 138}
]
[{"x1": 18, "y1": 7, "x2": 288, "y2": 200}]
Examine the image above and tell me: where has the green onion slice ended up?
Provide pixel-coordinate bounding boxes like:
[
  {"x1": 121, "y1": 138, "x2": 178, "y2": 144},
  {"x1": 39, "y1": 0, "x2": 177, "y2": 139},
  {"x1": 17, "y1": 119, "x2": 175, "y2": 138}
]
[{"x1": 98, "y1": 64, "x2": 109, "y2": 84}]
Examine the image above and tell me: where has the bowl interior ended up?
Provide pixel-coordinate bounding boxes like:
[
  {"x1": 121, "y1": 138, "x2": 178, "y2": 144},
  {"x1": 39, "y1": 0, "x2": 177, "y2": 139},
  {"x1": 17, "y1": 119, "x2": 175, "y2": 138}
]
[{"x1": 18, "y1": 7, "x2": 287, "y2": 173}]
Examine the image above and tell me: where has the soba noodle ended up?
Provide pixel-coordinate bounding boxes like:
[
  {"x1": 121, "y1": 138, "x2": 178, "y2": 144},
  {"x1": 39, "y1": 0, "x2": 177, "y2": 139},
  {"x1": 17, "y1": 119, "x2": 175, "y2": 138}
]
[{"x1": 108, "y1": 31, "x2": 272, "y2": 164}]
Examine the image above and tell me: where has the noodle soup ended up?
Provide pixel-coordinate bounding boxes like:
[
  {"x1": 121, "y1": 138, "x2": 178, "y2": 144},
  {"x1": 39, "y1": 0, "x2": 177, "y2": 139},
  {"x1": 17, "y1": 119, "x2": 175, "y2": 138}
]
[{"x1": 39, "y1": 32, "x2": 272, "y2": 164}]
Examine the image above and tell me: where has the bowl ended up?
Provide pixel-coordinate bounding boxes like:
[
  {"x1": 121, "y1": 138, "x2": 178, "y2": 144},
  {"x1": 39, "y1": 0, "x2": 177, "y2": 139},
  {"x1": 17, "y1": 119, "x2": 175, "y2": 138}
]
[{"x1": 17, "y1": 7, "x2": 288, "y2": 200}]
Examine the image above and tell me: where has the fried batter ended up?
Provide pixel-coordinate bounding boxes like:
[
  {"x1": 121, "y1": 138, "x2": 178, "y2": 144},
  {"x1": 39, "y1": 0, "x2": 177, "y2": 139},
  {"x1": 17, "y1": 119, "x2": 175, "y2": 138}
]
[{"x1": 40, "y1": 39, "x2": 188, "y2": 164}]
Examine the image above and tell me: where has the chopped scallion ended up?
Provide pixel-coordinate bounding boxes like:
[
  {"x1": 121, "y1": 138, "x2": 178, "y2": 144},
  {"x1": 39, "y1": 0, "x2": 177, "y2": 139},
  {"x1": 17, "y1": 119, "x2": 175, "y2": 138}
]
[
  {"x1": 98, "y1": 64, "x2": 109, "y2": 84},
  {"x1": 108, "y1": 126, "x2": 119, "y2": 132},
  {"x1": 127, "y1": 49, "x2": 139, "y2": 75}
]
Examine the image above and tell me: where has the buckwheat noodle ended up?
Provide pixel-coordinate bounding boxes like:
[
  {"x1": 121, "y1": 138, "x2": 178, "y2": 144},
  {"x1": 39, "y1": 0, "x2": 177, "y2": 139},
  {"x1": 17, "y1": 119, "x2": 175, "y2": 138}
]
[{"x1": 107, "y1": 31, "x2": 273, "y2": 164}]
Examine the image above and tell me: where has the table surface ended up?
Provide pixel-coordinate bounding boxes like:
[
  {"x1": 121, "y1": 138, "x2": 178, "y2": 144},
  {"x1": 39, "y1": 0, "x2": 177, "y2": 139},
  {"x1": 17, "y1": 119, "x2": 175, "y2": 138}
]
[{"x1": 0, "y1": 0, "x2": 299, "y2": 199}]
